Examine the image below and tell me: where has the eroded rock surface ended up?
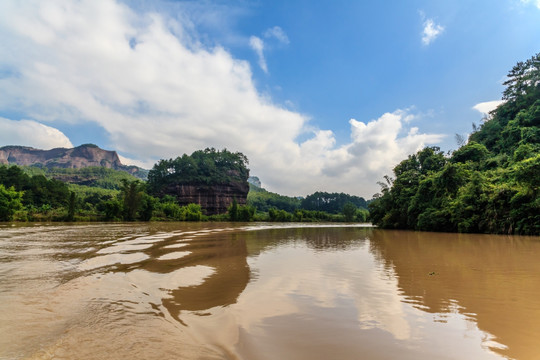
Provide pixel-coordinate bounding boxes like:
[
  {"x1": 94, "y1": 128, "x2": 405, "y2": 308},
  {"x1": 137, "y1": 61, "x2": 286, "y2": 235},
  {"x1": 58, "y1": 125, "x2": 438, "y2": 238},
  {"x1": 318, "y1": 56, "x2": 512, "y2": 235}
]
[{"x1": 163, "y1": 182, "x2": 249, "y2": 215}]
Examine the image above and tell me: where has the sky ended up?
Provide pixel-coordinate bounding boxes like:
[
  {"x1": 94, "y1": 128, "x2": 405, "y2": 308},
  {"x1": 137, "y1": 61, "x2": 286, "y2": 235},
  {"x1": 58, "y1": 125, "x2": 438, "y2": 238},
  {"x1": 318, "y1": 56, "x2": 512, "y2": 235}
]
[{"x1": 0, "y1": 0, "x2": 539, "y2": 198}]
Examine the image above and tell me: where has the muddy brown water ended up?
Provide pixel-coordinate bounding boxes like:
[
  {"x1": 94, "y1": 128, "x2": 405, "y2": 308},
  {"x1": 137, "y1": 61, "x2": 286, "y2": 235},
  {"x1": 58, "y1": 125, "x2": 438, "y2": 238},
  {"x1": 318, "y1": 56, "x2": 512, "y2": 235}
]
[{"x1": 0, "y1": 223, "x2": 539, "y2": 360}]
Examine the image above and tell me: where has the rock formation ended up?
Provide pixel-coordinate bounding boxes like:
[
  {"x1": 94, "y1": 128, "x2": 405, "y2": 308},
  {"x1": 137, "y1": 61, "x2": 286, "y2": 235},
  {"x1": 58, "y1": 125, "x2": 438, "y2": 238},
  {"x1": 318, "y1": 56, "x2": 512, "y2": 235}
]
[
  {"x1": 163, "y1": 182, "x2": 249, "y2": 215},
  {"x1": 0, "y1": 144, "x2": 147, "y2": 179}
]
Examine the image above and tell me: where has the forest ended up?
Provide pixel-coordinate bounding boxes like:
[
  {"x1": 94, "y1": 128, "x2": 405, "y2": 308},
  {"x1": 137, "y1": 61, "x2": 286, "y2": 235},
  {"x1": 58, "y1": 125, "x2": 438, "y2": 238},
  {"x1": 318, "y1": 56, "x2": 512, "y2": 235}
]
[
  {"x1": 0, "y1": 148, "x2": 368, "y2": 223},
  {"x1": 369, "y1": 53, "x2": 539, "y2": 235}
]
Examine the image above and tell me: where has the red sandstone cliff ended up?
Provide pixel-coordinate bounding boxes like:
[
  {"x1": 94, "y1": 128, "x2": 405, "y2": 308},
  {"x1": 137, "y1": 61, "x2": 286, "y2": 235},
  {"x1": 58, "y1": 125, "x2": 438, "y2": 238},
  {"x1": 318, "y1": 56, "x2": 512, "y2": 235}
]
[{"x1": 163, "y1": 182, "x2": 249, "y2": 215}]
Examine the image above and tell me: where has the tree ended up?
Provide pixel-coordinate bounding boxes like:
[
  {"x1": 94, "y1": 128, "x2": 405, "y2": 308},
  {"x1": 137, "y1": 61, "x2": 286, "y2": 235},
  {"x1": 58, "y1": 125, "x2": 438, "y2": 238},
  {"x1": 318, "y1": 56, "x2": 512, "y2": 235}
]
[
  {"x1": 502, "y1": 52, "x2": 540, "y2": 101},
  {"x1": 139, "y1": 194, "x2": 156, "y2": 221},
  {"x1": 238, "y1": 205, "x2": 255, "y2": 221},
  {"x1": 228, "y1": 199, "x2": 239, "y2": 221},
  {"x1": 120, "y1": 179, "x2": 144, "y2": 221},
  {"x1": 0, "y1": 185, "x2": 23, "y2": 221},
  {"x1": 342, "y1": 202, "x2": 357, "y2": 222},
  {"x1": 451, "y1": 142, "x2": 490, "y2": 164},
  {"x1": 67, "y1": 191, "x2": 76, "y2": 221},
  {"x1": 183, "y1": 203, "x2": 202, "y2": 221},
  {"x1": 103, "y1": 198, "x2": 122, "y2": 221}
]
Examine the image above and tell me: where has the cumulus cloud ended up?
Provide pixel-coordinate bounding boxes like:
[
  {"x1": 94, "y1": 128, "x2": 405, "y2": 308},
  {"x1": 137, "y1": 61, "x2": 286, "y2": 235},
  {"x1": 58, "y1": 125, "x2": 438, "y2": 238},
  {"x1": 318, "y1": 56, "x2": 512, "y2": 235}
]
[
  {"x1": 0, "y1": 117, "x2": 73, "y2": 149},
  {"x1": 421, "y1": 18, "x2": 444, "y2": 46},
  {"x1": 249, "y1": 35, "x2": 268, "y2": 73},
  {"x1": 0, "y1": 0, "x2": 442, "y2": 197},
  {"x1": 473, "y1": 100, "x2": 505, "y2": 117}
]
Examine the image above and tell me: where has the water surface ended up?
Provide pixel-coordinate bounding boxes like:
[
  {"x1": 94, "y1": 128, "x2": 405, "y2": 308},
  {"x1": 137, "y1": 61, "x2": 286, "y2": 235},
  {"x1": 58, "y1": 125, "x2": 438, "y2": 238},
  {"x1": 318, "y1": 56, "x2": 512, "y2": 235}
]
[{"x1": 0, "y1": 223, "x2": 539, "y2": 359}]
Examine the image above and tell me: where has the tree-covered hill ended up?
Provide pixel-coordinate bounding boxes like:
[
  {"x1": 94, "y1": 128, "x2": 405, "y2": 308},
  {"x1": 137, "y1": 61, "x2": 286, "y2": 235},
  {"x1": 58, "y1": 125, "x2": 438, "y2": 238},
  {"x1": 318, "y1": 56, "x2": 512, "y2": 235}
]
[
  {"x1": 23, "y1": 166, "x2": 140, "y2": 190},
  {"x1": 369, "y1": 52, "x2": 539, "y2": 235},
  {"x1": 301, "y1": 191, "x2": 368, "y2": 213},
  {"x1": 247, "y1": 184, "x2": 301, "y2": 212}
]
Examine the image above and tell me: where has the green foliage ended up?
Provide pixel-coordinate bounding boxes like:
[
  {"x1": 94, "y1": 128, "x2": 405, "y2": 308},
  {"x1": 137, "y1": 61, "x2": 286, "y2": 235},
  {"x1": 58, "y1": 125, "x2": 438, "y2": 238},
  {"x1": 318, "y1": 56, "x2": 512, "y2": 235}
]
[
  {"x1": 247, "y1": 185, "x2": 301, "y2": 212},
  {"x1": 0, "y1": 165, "x2": 70, "y2": 208},
  {"x1": 370, "y1": 52, "x2": 540, "y2": 235},
  {"x1": 451, "y1": 141, "x2": 490, "y2": 164},
  {"x1": 268, "y1": 208, "x2": 293, "y2": 222},
  {"x1": 139, "y1": 194, "x2": 156, "y2": 221},
  {"x1": 227, "y1": 199, "x2": 256, "y2": 222},
  {"x1": 247, "y1": 186, "x2": 368, "y2": 223},
  {"x1": 152, "y1": 197, "x2": 203, "y2": 221},
  {"x1": 121, "y1": 179, "x2": 144, "y2": 221},
  {"x1": 23, "y1": 166, "x2": 140, "y2": 190},
  {"x1": 301, "y1": 191, "x2": 367, "y2": 213},
  {"x1": 67, "y1": 192, "x2": 76, "y2": 221},
  {"x1": 238, "y1": 205, "x2": 256, "y2": 221},
  {"x1": 103, "y1": 198, "x2": 123, "y2": 221},
  {"x1": 0, "y1": 184, "x2": 23, "y2": 221},
  {"x1": 228, "y1": 199, "x2": 239, "y2": 221},
  {"x1": 147, "y1": 148, "x2": 249, "y2": 195},
  {"x1": 183, "y1": 203, "x2": 203, "y2": 221},
  {"x1": 356, "y1": 208, "x2": 369, "y2": 222},
  {"x1": 342, "y1": 202, "x2": 357, "y2": 222}
]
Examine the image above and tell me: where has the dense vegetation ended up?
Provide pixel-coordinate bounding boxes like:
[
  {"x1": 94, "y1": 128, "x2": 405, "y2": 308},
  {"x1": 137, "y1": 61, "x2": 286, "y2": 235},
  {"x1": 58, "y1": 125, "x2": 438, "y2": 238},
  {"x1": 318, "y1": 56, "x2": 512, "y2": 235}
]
[
  {"x1": 23, "y1": 166, "x2": 140, "y2": 189},
  {"x1": 147, "y1": 148, "x2": 250, "y2": 195},
  {"x1": 247, "y1": 185, "x2": 369, "y2": 222},
  {"x1": 247, "y1": 184, "x2": 301, "y2": 212},
  {"x1": 0, "y1": 166, "x2": 70, "y2": 214},
  {"x1": 369, "y1": 53, "x2": 540, "y2": 235},
  {"x1": 300, "y1": 192, "x2": 368, "y2": 213}
]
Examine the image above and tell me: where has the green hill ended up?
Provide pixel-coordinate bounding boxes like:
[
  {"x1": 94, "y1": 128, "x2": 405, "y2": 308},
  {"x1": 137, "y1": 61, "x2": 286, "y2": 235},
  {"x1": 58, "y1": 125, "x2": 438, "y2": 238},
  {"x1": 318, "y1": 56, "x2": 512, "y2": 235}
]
[{"x1": 22, "y1": 166, "x2": 140, "y2": 190}]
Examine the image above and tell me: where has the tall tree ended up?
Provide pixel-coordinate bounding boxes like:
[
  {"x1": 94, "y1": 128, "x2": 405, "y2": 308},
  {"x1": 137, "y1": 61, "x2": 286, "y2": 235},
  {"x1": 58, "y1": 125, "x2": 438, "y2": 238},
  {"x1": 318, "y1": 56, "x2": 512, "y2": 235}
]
[{"x1": 121, "y1": 179, "x2": 143, "y2": 221}]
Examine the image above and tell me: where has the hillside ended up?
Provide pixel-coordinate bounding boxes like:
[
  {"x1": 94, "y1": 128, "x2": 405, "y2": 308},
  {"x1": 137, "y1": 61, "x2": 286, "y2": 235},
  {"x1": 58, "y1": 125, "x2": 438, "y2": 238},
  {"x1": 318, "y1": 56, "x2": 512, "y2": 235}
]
[
  {"x1": 23, "y1": 166, "x2": 140, "y2": 190},
  {"x1": 0, "y1": 144, "x2": 148, "y2": 180},
  {"x1": 369, "y1": 52, "x2": 539, "y2": 235}
]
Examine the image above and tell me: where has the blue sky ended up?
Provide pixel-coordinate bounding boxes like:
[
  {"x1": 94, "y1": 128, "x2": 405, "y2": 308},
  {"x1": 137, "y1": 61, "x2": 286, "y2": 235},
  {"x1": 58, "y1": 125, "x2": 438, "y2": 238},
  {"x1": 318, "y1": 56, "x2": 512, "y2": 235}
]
[{"x1": 0, "y1": 0, "x2": 539, "y2": 197}]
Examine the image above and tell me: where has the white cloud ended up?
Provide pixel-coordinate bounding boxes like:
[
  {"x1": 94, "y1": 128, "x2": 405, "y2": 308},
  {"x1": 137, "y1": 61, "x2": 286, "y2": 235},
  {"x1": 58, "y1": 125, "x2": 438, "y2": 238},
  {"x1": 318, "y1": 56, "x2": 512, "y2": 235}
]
[
  {"x1": 344, "y1": 110, "x2": 444, "y2": 174},
  {"x1": 0, "y1": 118, "x2": 73, "y2": 149},
  {"x1": 520, "y1": 0, "x2": 540, "y2": 9},
  {"x1": 249, "y1": 35, "x2": 268, "y2": 73},
  {"x1": 0, "y1": 0, "x2": 443, "y2": 198},
  {"x1": 421, "y1": 18, "x2": 444, "y2": 46},
  {"x1": 117, "y1": 154, "x2": 148, "y2": 168},
  {"x1": 264, "y1": 26, "x2": 289, "y2": 44},
  {"x1": 472, "y1": 100, "x2": 505, "y2": 117}
]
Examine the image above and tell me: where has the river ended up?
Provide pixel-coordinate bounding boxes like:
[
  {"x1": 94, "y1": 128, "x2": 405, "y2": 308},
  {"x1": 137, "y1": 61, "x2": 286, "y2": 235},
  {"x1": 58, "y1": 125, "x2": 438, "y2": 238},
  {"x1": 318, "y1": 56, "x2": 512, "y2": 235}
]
[{"x1": 0, "y1": 223, "x2": 539, "y2": 360}]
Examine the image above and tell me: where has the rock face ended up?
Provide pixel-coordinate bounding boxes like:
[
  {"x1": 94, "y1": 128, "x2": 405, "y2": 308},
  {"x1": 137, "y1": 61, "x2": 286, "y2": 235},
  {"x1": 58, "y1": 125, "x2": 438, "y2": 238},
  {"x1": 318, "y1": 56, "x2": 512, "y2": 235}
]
[
  {"x1": 164, "y1": 182, "x2": 249, "y2": 215},
  {"x1": 0, "y1": 144, "x2": 147, "y2": 179}
]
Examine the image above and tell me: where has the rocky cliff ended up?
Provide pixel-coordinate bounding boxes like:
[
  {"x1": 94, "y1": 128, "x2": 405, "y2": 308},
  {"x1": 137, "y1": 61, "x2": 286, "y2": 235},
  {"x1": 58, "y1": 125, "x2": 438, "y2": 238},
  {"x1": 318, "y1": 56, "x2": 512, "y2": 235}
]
[
  {"x1": 0, "y1": 144, "x2": 147, "y2": 179},
  {"x1": 163, "y1": 182, "x2": 249, "y2": 215}
]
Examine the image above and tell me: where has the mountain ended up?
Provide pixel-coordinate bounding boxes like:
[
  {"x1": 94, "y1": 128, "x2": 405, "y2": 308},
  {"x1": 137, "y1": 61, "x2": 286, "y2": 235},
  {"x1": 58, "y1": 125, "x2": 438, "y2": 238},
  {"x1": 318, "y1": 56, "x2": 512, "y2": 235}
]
[{"x1": 0, "y1": 144, "x2": 148, "y2": 179}]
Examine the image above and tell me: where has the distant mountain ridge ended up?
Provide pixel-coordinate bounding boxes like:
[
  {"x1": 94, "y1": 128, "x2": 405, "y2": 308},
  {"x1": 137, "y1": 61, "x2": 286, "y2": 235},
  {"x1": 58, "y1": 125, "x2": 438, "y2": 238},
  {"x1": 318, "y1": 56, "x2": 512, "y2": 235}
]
[{"x1": 0, "y1": 144, "x2": 148, "y2": 179}]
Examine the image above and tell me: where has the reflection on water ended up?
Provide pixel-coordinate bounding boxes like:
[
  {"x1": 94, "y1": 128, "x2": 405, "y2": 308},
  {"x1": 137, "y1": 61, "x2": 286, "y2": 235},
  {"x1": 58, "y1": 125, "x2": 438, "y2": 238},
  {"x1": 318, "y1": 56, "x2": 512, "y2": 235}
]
[{"x1": 0, "y1": 223, "x2": 538, "y2": 359}]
